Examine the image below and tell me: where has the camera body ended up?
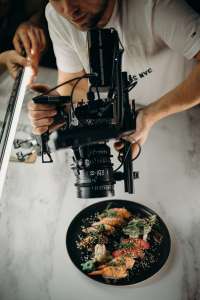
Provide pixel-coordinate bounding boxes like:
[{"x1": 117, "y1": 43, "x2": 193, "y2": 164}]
[{"x1": 33, "y1": 28, "x2": 139, "y2": 198}]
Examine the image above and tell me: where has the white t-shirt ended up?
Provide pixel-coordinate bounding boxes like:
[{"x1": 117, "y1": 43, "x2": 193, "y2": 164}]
[{"x1": 45, "y1": 0, "x2": 200, "y2": 105}]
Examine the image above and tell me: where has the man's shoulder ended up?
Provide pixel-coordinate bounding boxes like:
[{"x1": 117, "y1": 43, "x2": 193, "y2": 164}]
[
  {"x1": 123, "y1": 0, "x2": 157, "y2": 11},
  {"x1": 45, "y1": 3, "x2": 61, "y2": 22},
  {"x1": 45, "y1": 3, "x2": 75, "y2": 34},
  {"x1": 45, "y1": 3, "x2": 85, "y2": 47},
  {"x1": 120, "y1": 0, "x2": 157, "y2": 24},
  {"x1": 45, "y1": 3, "x2": 70, "y2": 27}
]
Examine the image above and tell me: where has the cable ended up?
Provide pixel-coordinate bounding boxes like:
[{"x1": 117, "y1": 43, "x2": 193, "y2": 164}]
[
  {"x1": 96, "y1": 86, "x2": 101, "y2": 101},
  {"x1": 110, "y1": 27, "x2": 124, "y2": 51},
  {"x1": 33, "y1": 73, "x2": 96, "y2": 128},
  {"x1": 132, "y1": 140, "x2": 142, "y2": 161},
  {"x1": 128, "y1": 82, "x2": 138, "y2": 92},
  {"x1": 33, "y1": 73, "x2": 96, "y2": 99},
  {"x1": 113, "y1": 138, "x2": 142, "y2": 172},
  {"x1": 114, "y1": 143, "x2": 132, "y2": 173},
  {"x1": 69, "y1": 76, "x2": 86, "y2": 127}
]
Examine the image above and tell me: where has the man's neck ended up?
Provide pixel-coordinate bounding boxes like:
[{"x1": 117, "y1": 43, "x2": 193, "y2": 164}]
[{"x1": 97, "y1": 0, "x2": 116, "y2": 28}]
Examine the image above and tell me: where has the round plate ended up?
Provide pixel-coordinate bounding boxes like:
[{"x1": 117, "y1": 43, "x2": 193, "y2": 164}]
[{"x1": 66, "y1": 199, "x2": 171, "y2": 286}]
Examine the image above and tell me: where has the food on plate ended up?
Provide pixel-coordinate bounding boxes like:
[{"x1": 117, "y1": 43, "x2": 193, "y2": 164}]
[
  {"x1": 98, "y1": 207, "x2": 132, "y2": 220},
  {"x1": 112, "y1": 247, "x2": 145, "y2": 259},
  {"x1": 76, "y1": 204, "x2": 163, "y2": 281},
  {"x1": 93, "y1": 217, "x2": 125, "y2": 227},
  {"x1": 89, "y1": 265, "x2": 128, "y2": 279},
  {"x1": 122, "y1": 215, "x2": 156, "y2": 240},
  {"x1": 97, "y1": 255, "x2": 135, "y2": 270}
]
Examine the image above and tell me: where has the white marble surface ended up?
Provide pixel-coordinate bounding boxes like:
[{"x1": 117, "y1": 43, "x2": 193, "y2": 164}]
[{"x1": 0, "y1": 67, "x2": 200, "y2": 300}]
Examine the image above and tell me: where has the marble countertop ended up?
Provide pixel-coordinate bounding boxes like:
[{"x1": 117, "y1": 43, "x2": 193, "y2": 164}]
[{"x1": 0, "y1": 67, "x2": 200, "y2": 300}]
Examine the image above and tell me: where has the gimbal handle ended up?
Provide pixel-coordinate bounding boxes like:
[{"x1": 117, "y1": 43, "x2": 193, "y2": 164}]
[{"x1": 32, "y1": 95, "x2": 70, "y2": 163}]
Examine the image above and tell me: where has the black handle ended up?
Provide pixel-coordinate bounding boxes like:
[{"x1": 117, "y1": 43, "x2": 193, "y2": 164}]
[
  {"x1": 123, "y1": 141, "x2": 134, "y2": 194},
  {"x1": 32, "y1": 95, "x2": 70, "y2": 163}
]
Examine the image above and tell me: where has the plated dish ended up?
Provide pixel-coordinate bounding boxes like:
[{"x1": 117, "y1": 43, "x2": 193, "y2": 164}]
[{"x1": 66, "y1": 200, "x2": 171, "y2": 285}]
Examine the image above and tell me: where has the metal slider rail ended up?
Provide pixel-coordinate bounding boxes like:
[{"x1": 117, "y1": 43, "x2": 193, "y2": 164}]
[{"x1": 0, "y1": 66, "x2": 33, "y2": 197}]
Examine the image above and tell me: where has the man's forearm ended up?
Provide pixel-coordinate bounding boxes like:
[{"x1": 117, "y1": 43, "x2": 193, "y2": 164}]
[
  {"x1": 144, "y1": 62, "x2": 200, "y2": 125},
  {"x1": 57, "y1": 82, "x2": 88, "y2": 102},
  {"x1": 0, "y1": 53, "x2": 6, "y2": 73},
  {"x1": 0, "y1": 53, "x2": 5, "y2": 66},
  {"x1": 57, "y1": 70, "x2": 88, "y2": 102}
]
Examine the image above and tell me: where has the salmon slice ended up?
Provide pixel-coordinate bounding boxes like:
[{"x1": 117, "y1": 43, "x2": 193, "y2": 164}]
[
  {"x1": 112, "y1": 247, "x2": 144, "y2": 259},
  {"x1": 89, "y1": 265, "x2": 128, "y2": 279},
  {"x1": 121, "y1": 238, "x2": 150, "y2": 249}
]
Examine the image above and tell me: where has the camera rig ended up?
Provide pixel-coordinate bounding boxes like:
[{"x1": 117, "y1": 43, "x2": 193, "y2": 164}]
[{"x1": 33, "y1": 28, "x2": 140, "y2": 198}]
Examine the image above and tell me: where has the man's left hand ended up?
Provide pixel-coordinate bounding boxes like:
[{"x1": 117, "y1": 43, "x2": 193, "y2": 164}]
[
  {"x1": 1, "y1": 50, "x2": 28, "y2": 78},
  {"x1": 114, "y1": 109, "x2": 154, "y2": 158}
]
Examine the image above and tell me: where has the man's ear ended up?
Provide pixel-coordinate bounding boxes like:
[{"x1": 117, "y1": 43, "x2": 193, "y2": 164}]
[{"x1": 194, "y1": 50, "x2": 200, "y2": 62}]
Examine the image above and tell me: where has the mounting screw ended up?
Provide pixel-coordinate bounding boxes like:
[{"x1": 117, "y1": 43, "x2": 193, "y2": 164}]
[{"x1": 133, "y1": 171, "x2": 139, "y2": 179}]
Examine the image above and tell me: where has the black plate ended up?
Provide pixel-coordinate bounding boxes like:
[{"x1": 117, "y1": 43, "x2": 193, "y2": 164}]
[{"x1": 66, "y1": 199, "x2": 171, "y2": 286}]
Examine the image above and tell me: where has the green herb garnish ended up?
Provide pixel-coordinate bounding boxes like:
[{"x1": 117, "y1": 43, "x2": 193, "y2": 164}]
[
  {"x1": 81, "y1": 260, "x2": 96, "y2": 272},
  {"x1": 123, "y1": 215, "x2": 157, "y2": 240},
  {"x1": 108, "y1": 256, "x2": 126, "y2": 267},
  {"x1": 99, "y1": 209, "x2": 118, "y2": 219},
  {"x1": 97, "y1": 224, "x2": 106, "y2": 232},
  {"x1": 119, "y1": 242, "x2": 135, "y2": 249}
]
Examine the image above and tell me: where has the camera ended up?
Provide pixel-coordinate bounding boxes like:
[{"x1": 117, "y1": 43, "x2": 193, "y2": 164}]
[{"x1": 33, "y1": 28, "x2": 140, "y2": 198}]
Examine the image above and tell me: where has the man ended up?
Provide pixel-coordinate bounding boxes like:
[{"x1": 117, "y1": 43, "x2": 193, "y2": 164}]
[{"x1": 28, "y1": 0, "x2": 200, "y2": 157}]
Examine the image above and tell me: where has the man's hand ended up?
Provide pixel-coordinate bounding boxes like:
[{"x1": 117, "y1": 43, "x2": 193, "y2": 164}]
[
  {"x1": 13, "y1": 22, "x2": 46, "y2": 75},
  {"x1": 0, "y1": 50, "x2": 28, "y2": 78},
  {"x1": 114, "y1": 109, "x2": 155, "y2": 158},
  {"x1": 13, "y1": 21, "x2": 46, "y2": 56},
  {"x1": 28, "y1": 83, "x2": 65, "y2": 135}
]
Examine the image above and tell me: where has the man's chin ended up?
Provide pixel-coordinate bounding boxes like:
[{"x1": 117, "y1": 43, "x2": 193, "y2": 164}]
[
  {"x1": 71, "y1": 18, "x2": 100, "y2": 31},
  {"x1": 73, "y1": 22, "x2": 94, "y2": 31}
]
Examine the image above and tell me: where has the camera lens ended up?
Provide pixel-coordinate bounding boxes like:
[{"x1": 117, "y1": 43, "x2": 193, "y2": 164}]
[{"x1": 73, "y1": 143, "x2": 115, "y2": 198}]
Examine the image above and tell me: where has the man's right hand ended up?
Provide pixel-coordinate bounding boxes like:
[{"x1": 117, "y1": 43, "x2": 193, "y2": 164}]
[
  {"x1": 28, "y1": 83, "x2": 64, "y2": 135},
  {"x1": 13, "y1": 22, "x2": 46, "y2": 76},
  {"x1": 13, "y1": 22, "x2": 46, "y2": 57}
]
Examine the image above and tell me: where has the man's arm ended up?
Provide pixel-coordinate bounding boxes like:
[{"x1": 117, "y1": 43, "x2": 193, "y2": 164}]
[
  {"x1": 57, "y1": 69, "x2": 88, "y2": 100},
  {"x1": 117, "y1": 52, "x2": 200, "y2": 158},
  {"x1": 143, "y1": 52, "x2": 200, "y2": 125},
  {"x1": 118, "y1": 0, "x2": 200, "y2": 157}
]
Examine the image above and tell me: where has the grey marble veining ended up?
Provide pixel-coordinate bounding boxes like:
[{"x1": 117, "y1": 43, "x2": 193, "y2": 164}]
[
  {"x1": 187, "y1": 106, "x2": 200, "y2": 177},
  {"x1": 0, "y1": 67, "x2": 200, "y2": 300}
]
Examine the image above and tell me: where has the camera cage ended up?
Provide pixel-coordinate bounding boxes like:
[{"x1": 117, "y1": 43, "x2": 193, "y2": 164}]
[{"x1": 33, "y1": 28, "x2": 140, "y2": 198}]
